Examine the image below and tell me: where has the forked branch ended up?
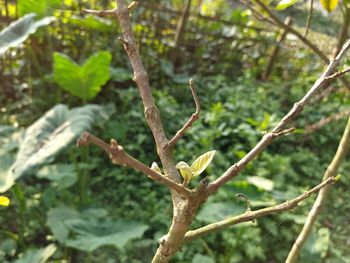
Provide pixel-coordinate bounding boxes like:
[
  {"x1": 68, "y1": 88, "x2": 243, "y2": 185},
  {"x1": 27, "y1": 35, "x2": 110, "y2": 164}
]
[
  {"x1": 184, "y1": 176, "x2": 337, "y2": 242},
  {"x1": 77, "y1": 132, "x2": 193, "y2": 197},
  {"x1": 166, "y1": 79, "x2": 200, "y2": 149}
]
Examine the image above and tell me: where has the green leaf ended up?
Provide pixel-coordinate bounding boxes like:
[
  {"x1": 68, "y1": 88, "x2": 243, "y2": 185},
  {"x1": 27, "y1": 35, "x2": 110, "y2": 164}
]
[
  {"x1": 36, "y1": 164, "x2": 77, "y2": 190},
  {"x1": 275, "y1": 0, "x2": 298, "y2": 11},
  {"x1": 53, "y1": 51, "x2": 112, "y2": 101},
  {"x1": 0, "y1": 104, "x2": 107, "y2": 193},
  {"x1": 192, "y1": 254, "x2": 215, "y2": 263},
  {"x1": 68, "y1": 15, "x2": 114, "y2": 33},
  {"x1": 320, "y1": 0, "x2": 339, "y2": 12},
  {"x1": 190, "y1": 150, "x2": 216, "y2": 177},
  {"x1": 14, "y1": 244, "x2": 56, "y2": 263},
  {"x1": 0, "y1": 13, "x2": 55, "y2": 56},
  {"x1": 18, "y1": 0, "x2": 61, "y2": 17},
  {"x1": 175, "y1": 161, "x2": 192, "y2": 183},
  {"x1": 47, "y1": 207, "x2": 148, "y2": 252}
]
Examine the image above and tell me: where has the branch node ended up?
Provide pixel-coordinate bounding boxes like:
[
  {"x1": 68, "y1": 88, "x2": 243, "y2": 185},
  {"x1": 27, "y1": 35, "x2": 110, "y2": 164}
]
[
  {"x1": 128, "y1": 1, "x2": 139, "y2": 11},
  {"x1": 118, "y1": 36, "x2": 129, "y2": 46}
]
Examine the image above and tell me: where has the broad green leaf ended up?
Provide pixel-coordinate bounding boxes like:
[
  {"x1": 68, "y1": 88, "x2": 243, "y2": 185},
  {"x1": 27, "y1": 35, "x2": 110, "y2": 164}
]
[
  {"x1": 192, "y1": 254, "x2": 215, "y2": 263},
  {"x1": 191, "y1": 150, "x2": 216, "y2": 177},
  {"x1": 320, "y1": 0, "x2": 339, "y2": 12},
  {"x1": 151, "y1": 162, "x2": 162, "y2": 174},
  {"x1": 247, "y1": 176, "x2": 274, "y2": 191},
  {"x1": 14, "y1": 244, "x2": 56, "y2": 263},
  {"x1": 18, "y1": 0, "x2": 60, "y2": 17},
  {"x1": 0, "y1": 196, "x2": 10, "y2": 206},
  {"x1": 0, "y1": 13, "x2": 55, "y2": 56},
  {"x1": 47, "y1": 207, "x2": 148, "y2": 252},
  {"x1": 197, "y1": 201, "x2": 245, "y2": 222},
  {"x1": 53, "y1": 51, "x2": 112, "y2": 101},
  {"x1": 275, "y1": 0, "x2": 298, "y2": 11},
  {"x1": 0, "y1": 104, "x2": 107, "y2": 193},
  {"x1": 36, "y1": 164, "x2": 77, "y2": 190},
  {"x1": 175, "y1": 161, "x2": 192, "y2": 182}
]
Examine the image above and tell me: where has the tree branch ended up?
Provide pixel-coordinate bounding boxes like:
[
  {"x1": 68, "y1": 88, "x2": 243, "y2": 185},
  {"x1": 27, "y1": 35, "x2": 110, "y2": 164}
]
[
  {"x1": 166, "y1": 79, "x2": 200, "y2": 149},
  {"x1": 207, "y1": 39, "x2": 350, "y2": 195},
  {"x1": 184, "y1": 176, "x2": 337, "y2": 242},
  {"x1": 77, "y1": 132, "x2": 193, "y2": 197}
]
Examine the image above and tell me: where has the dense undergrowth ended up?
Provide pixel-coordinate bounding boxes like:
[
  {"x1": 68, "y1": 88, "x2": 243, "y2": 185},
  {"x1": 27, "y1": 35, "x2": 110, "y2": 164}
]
[{"x1": 0, "y1": 0, "x2": 349, "y2": 262}]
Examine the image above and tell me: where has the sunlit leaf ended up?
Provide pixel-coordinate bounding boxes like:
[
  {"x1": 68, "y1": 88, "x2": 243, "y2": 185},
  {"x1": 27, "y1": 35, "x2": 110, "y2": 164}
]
[
  {"x1": 0, "y1": 104, "x2": 107, "y2": 193},
  {"x1": 191, "y1": 150, "x2": 216, "y2": 177},
  {"x1": 0, "y1": 196, "x2": 10, "y2": 206},
  {"x1": 14, "y1": 244, "x2": 56, "y2": 263},
  {"x1": 175, "y1": 161, "x2": 192, "y2": 182},
  {"x1": 53, "y1": 51, "x2": 112, "y2": 101},
  {"x1": 247, "y1": 176, "x2": 274, "y2": 191},
  {"x1": 0, "y1": 13, "x2": 55, "y2": 56},
  {"x1": 18, "y1": 0, "x2": 60, "y2": 17},
  {"x1": 320, "y1": 0, "x2": 339, "y2": 12},
  {"x1": 275, "y1": 0, "x2": 298, "y2": 11}
]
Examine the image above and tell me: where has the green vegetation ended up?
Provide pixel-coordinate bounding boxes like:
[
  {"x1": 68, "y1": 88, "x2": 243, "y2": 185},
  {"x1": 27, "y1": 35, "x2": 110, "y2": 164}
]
[{"x1": 0, "y1": 0, "x2": 349, "y2": 262}]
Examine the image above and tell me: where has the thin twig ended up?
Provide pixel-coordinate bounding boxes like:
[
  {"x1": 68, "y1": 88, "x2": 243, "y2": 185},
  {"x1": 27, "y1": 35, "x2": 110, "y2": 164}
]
[
  {"x1": 207, "y1": 39, "x2": 350, "y2": 195},
  {"x1": 77, "y1": 132, "x2": 193, "y2": 197},
  {"x1": 324, "y1": 68, "x2": 350, "y2": 80},
  {"x1": 166, "y1": 79, "x2": 200, "y2": 149},
  {"x1": 304, "y1": 0, "x2": 314, "y2": 38},
  {"x1": 184, "y1": 176, "x2": 337, "y2": 242},
  {"x1": 81, "y1": 8, "x2": 117, "y2": 17}
]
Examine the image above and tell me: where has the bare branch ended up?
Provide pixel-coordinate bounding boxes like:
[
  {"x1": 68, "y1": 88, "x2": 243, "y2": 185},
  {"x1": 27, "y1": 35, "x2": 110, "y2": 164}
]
[
  {"x1": 184, "y1": 176, "x2": 337, "y2": 242},
  {"x1": 304, "y1": 0, "x2": 314, "y2": 37},
  {"x1": 207, "y1": 39, "x2": 350, "y2": 195},
  {"x1": 77, "y1": 132, "x2": 193, "y2": 197},
  {"x1": 166, "y1": 79, "x2": 200, "y2": 149}
]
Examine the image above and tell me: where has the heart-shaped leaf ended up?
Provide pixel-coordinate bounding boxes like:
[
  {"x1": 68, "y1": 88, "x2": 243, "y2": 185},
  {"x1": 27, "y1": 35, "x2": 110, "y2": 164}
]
[
  {"x1": 53, "y1": 51, "x2": 112, "y2": 101},
  {"x1": 0, "y1": 13, "x2": 55, "y2": 56},
  {"x1": 320, "y1": 0, "x2": 339, "y2": 12},
  {"x1": 47, "y1": 207, "x2": 148, "y2": 252},
  {"x1": 0, "y1": 104, "x2": 107, "y2": 193},
  {"x1": 191, "y1": 150, "x2": 216, "y2": 177}
]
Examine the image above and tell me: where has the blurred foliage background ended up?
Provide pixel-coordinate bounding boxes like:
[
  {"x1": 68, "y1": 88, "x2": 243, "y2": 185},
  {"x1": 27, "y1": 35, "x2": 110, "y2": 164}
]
[{"x1": 0, "y1": 0, "x2": 349, "y2": 262}]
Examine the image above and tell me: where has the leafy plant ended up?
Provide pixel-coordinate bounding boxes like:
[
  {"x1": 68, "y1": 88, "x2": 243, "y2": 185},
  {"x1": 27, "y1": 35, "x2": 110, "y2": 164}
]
[
  {"x1": 53, "y1": 51, "x2": 112, "y2": 102},
  {"x1": 14, "y1": 245, "x2": 56, "y2": 263}
]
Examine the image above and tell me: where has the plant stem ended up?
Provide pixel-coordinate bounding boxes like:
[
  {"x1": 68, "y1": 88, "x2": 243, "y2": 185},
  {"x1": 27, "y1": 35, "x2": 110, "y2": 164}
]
[{"x1": 12, "y1": 184, "x2": 26, "y2": 247}]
